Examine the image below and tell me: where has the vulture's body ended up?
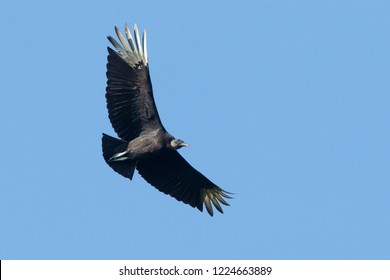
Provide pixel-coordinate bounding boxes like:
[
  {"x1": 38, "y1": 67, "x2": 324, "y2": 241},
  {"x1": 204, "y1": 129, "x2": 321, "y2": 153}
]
[{"x1": 102, "y1": 24, "x2": 231, "y2": 216}]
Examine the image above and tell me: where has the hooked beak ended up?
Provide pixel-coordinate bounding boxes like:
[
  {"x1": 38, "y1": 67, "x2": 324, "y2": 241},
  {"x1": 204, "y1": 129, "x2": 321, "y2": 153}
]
[{"x1": 180, "y1": 142, "x2": 189, "y2": 147}]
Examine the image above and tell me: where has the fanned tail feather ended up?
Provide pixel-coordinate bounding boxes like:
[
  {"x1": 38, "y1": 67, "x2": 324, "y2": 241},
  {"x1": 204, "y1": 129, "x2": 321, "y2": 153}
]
[{"x1": 102, "y1": 133, "x2": 137, "y2": 180}]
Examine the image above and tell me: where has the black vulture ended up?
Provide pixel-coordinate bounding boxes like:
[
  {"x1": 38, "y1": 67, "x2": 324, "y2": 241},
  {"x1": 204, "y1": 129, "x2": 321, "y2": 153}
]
[{"x1": 102, "y1": 23, "x2": 231, "y2": 216}]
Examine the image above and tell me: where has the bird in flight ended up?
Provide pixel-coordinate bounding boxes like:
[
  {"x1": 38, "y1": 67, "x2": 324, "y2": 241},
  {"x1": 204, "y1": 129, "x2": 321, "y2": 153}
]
[{"x1": 102, "y1": 23, "x2": 232, "y2": 216}]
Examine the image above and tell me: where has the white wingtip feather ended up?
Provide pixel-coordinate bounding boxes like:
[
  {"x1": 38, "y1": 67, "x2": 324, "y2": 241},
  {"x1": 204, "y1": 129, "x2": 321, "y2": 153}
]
[
  {"x1": 143, "y1": 30, "x2": 148, "y2": 65},
  {"x1": 134, "y1": 24, "x2": 144, "y2": 59},
  {"x1": 115, "y1": 26, "x2": 132, "y2": 53},
  {"x1": 125, "y1": 23, "x2": 137, "y2": 53}
]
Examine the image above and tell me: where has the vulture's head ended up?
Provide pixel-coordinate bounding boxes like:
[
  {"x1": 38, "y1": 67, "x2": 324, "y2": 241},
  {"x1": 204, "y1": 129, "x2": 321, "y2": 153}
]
[{"x1": 170, "y1": 139, "x2": 189, "y2": 150}]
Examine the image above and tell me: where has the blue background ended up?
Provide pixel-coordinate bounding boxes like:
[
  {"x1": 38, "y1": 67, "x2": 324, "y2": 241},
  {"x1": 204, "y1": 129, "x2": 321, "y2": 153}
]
[{"x1": 1, "y1": 0, "x2": 389, "y2": 259}]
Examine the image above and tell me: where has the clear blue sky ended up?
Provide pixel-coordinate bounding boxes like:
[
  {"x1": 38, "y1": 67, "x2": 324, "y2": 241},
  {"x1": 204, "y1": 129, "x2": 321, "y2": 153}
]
[{"x1": 1, "y1": 0, "x2": 389, "y2": 259}]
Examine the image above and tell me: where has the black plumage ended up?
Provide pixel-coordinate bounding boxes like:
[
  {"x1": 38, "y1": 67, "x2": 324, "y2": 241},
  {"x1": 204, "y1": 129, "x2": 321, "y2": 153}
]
[{"x1": 102, "y1": 24, "x2": 231, "y2": 216}]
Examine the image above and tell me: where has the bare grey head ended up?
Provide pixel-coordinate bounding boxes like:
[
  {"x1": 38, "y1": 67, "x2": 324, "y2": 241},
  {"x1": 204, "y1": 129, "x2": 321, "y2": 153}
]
[{"x1": 170, "y1": 139, "x2": 189, "y2": 150}]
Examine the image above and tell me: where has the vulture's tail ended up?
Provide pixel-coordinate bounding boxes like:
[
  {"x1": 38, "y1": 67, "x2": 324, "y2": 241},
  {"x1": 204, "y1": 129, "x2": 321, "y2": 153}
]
[{"x1": 102, "y1": 133, "x2": 137, "y2": 180}]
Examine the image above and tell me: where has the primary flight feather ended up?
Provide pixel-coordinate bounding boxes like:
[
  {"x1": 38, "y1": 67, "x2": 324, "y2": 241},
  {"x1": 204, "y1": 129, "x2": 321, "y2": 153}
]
[{"x1": 102, "y1": 23, "x2": 232, "y2": 216}]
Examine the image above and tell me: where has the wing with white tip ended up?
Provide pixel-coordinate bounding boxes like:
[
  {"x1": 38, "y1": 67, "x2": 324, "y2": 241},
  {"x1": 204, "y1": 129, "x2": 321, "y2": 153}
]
[
  {"x1": 137, "y1": 151, "x2": 232, "y2": 216},
  {"x1": 106, "y1": 24, "x2": 164, "y2": 141}
]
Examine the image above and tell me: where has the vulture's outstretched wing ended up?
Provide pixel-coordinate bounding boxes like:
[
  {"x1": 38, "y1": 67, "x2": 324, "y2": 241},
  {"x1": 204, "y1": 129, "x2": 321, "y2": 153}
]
[
  {"x1": 136, "y1": 152, "x2": 232, "y2": 216},
  {"x1": 106, "y1": 24, "x2": 164, "y2": 141}
]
